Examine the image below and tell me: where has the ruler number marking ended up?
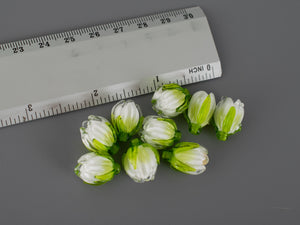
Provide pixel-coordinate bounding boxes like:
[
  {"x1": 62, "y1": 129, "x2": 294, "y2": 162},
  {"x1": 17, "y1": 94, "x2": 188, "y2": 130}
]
[
  {"x1": 113, "y1": 27, "x2": 123, "y2": 33},
  {"x1": 93, "y1": 90, "x2": 98, "y2": 96},
  {"x1": 39, "y1": 41, "x2": 50, "y2": 48},
  {"x1": 160, "y1": 18, "x2": 171, "y2": 24},
  {"x1": 89, "y1": 32, "x2": 100, "y2": 38},
  {"x1": 12, "y1": 46, "x2": 24, "y2": 54},
  {"x1": 137, "y1": 22, "x2": 148, "y2": 28},
  {"x1": 64, "y1": 37, "x2": 76, "y2": 43},
  {"x1": 27, "y1": 104, "x2": 33, "y2": 111},
  {"x1": 1, "y1": 7, "x2": 197, "y2": 56},
  {"x1": 183, "y1": 13, "x2": 194, "y2": 19}
]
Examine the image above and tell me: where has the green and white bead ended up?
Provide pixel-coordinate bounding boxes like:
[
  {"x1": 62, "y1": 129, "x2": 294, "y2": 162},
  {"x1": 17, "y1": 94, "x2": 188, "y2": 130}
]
[
  {"x1": 162, "y1": 142, "x2": 209, "y2": 175},
  {"x1": 123, "y1": 139, "x2": 160, "y2": 183},
  {"x1": 213, "y1": 97, "x2": 245, "y2": 141},
  {"x1": 75, "y1": 152, "x2": 120, "y2": 185},
  {"x1": 111, "y1": 100, "x2": 143, "y2": 142},
  {"x1": 185, "y1": 91, "x2": 216, "y2": 134},
  {"x1": 140, "y1": 116, "x2": 181, "y2": 150},
  {"x1": 80, "y1": 115, "x2": 119, "y2": 154},
  {"x1": 152, "y1": 83, "x2": 190, "y2": 118}
]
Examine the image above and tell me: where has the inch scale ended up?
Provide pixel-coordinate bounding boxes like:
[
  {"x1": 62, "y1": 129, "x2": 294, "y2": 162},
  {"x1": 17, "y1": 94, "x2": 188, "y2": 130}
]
[{"x1": 0, "y1": 6, "x2": 221, "y2": 128}]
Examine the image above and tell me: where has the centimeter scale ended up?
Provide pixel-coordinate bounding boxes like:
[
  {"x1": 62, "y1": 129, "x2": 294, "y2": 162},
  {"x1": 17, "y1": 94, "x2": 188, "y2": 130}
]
[{"x1": 0, "y1": 6, "x2": 221, "y2": 128}]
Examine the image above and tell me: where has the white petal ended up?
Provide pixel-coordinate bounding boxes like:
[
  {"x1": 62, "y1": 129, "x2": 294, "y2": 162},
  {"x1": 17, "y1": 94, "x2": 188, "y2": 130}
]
[
  {"x1": 214, "y1": 97, "x2": 234, "y2": 130},
  {"x1": 121, "y1": 101, "x2": 140, "y2": 132},
  {"x1": 174, "y1": 146, "x2": 208, "y2": 173},
  {"x1": 111, "y1": 101, "x2": 123, "y2": 119},
  {"x1": 88, "y1": 120, "x2": 114, "y2": 146},
  {"x1": 188, "y1": 91, "x2": 208, "y2": 124},
  {"x1": 143, "y1": 118, "x2": 175, "y2": 140},
  {"x1": 229, "y1": 99, "x2": 245, "y2": 134},
  {"x1": 152, "y1": 87, "x2": 163, "y2": 100},
  {"x1": 207, "y1": 93, "x2": 216, "y2": 123},
  {"x1": 77, "y1": 152, "x2": 97, "y2": 163}
]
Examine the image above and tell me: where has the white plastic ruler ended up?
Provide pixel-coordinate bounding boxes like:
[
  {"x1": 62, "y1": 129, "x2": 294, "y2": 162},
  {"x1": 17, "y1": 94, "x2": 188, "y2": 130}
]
[{"x1": 0, "y1": 6, "x2": 221, "y2": 128}]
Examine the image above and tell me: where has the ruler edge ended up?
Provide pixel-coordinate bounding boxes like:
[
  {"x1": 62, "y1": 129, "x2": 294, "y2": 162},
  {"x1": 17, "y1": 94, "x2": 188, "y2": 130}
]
[
  {"x1": 0, "y1": 61, "x2": 222, "y2": 128},
  {"x1": 0, "y1": 6, "x2": 204, "y2": 48}
]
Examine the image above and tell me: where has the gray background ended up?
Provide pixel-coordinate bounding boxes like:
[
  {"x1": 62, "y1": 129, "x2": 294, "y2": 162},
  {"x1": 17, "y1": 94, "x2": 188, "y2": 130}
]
[{"x1": 0, "y1": 0, "x2": 299, "y2": 224}]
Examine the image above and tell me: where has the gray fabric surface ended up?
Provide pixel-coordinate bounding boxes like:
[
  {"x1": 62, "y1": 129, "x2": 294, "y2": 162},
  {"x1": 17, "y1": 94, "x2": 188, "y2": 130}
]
[{"x1": 0, "y1": 0, "x2": 299, "y2": 224}]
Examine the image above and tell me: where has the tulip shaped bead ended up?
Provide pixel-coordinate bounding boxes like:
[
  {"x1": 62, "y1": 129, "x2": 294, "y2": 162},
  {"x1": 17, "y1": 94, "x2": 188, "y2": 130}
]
[
  {"x1": 111, "y1": 100, "x2": 143, "y2": 142},
  {"x1": 75, "y1": 152, "x2": 120, "y2": 185},
  {"x1": 80, "y1": 115, "x2": 119, "y2": 154},
  {"x1": 186, "y1": 91, "x2": 216, "y2": 134},
  {"x1": 140, "y1": 116, "x2": 181, "y2": 150},
  {"x1": 152, "y1": 83, "x2": 190, "y2": 118},
  {"x1": 162, "y1": 142, "x2": 209, "y2": 175},
  {"x1": 123, "y1": 139, "x2": 160, "y2": 183},
  {"x1": 213, "y1": 97, "x2": 245, "y2": 141}
]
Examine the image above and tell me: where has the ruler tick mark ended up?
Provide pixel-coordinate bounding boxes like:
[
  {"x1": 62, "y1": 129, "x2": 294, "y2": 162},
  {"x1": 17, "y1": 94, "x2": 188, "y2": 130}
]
[
  {"x1": 25, "y1": 108, "x2": 29, "y2": 120},
  {"x1": 91, "y1": 94, "x2": 95, "y2": 106},
  {"x1": 153, "y1": 80, "x2": 157, "y2": 90}
]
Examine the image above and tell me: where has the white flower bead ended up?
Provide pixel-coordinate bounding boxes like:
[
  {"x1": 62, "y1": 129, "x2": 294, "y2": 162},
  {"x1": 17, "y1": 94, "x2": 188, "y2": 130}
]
[
  {"x1": 186, "y1": 91, "x2": 216, "y2": 134},
  {"x1": 152, "y1": 83, "x2": 190, "y2": 118},
  {"x1": 162, "y1": 142, "x2": 209, "y2": 175},
  {"x1": 75, "y1": 152, "x2": 120, "y2": 185},
  {"x1": 213, "y1": 97, "x2": 245, "y2": 141},
  {"x1": 123, "y1": 139, "x2": 160, "y2": 183},
  {"x1": 111, "y1": 100, "x2": 143, "y2": 141},
  {"x1": 80, "y1": 115, "x2": 119, "y2": 154},
  {"x1": 140, "y1": 116, "x2": 181, "y2": 150}
]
